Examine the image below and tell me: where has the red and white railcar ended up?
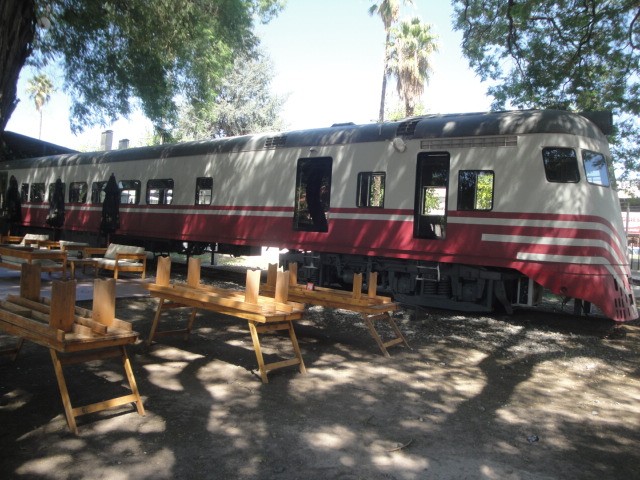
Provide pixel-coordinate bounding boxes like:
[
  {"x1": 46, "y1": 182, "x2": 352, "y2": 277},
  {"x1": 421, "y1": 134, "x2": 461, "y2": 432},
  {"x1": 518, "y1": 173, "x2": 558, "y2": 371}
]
[{"x1": 1, "y1": 110, "x2": 636, "y2": 321}]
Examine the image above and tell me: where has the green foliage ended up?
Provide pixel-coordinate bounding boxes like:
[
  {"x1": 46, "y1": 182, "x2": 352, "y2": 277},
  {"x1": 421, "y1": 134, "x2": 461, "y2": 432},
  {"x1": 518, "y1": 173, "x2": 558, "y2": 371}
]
[
  {"x1": 453, "y1": 0, "x2": 640, "y2": 179},
  {"x1": 174, "y1": 50, "x2": 287, "y2": 140},
  {"x1": 475, "y1": 171, "x2": 493, "y2": 210},
  {"x1": 30, "y1": 0, "x2": 284, "y2": 133},
  {"x1": 26, "y1": 73, "x2": 54, "y2": 112},
  {"x1": 389, "y1": 17, "x2": 438, "y2": 116}
]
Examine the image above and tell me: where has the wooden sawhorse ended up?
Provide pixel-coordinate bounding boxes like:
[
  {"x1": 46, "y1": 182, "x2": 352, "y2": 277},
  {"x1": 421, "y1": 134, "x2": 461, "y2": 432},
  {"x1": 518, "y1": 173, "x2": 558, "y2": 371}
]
[
  {"x1": 146, "y1": 257, "x2": 307, "y2": 383},
  {"x1": 263, "y1": 263, "x2": 410, "y2": 357},
  {"x1": 0, "y1": 265, "x2": 145, "y2": 434}
]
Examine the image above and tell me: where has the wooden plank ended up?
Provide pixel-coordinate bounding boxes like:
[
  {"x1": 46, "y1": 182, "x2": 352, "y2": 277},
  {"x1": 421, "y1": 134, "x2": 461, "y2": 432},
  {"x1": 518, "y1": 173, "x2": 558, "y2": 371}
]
[
  {"x1": 288, "y1": 262, "x2": 298, "y2": 285},
  {"x1": 267, "y1": 263, "x2": 278, "y2": 288},
  {"x1": 148, "y1": 283, "x2": 264, "y2": 314},
  {"x1": 352, "y1": 273, "x2": 363, "y2": 300},
  {"x1": 20, "y1": 263, "x2": 42, "y2": 301},
  {"x1": 156, "y1": 256, "x2": 171, "y2": 286},
  {"x1": 275, "y1": 270, "x2": 289, "y2": 304},
  {"x1": 92, "y1": 278, "x2": 116, "y2": 327},
  {"x1": 245, "y1": 269, "x2": 261, "y2": 305},
  {"x1": 368, "y1": 272, "x2": 378, "y2": 298},
  {"x1": 0, "y1": 308, "x2": 65, "y2": 344},
  {"x1": 187, "y1": 257, "x2": 200, "y2": 288},
  {"x1": 49, "y1": 281, "x2": 76, "y2": 333},
  {"x1": 6, "y1": 295, "x2": 50, "y2": 314},
  {"x1": 42, "y1": 298, "x2": 132, "y2": 333}
]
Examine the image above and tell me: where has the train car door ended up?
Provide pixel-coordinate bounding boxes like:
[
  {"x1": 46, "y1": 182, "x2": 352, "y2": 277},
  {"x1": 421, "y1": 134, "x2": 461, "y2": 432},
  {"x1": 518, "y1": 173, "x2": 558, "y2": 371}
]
[{"x1": 414, "y1": 152, "x2": 449, "y2": 239}]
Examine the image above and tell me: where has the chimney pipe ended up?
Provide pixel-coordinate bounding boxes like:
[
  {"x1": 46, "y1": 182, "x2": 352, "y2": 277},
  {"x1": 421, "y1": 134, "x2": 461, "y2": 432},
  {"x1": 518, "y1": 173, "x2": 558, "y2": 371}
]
[
  {"x1": 118, "y1": 138, "x2": 130, "y2": 150},
  {"x1": 101, "y1": 130, "x2": 113, "y2": 151}
]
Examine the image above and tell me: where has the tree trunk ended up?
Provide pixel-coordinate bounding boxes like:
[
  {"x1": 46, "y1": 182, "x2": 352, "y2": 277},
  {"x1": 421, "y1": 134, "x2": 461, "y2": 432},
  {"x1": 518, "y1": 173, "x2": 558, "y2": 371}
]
[
  {"x1": 378, "y1": 68, "x2": 388, "y2": 123},
  {"x1": 0, "y1": 0, "x2": 36, "y2": 134},
  {"x1": 378, "y1": 31, "x2": 392, "y2": 123}
]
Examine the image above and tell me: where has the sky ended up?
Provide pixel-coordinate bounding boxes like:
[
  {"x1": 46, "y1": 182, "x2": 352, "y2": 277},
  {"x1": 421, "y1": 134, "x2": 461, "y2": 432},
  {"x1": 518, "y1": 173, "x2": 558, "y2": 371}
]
[{"x1": 6, "y1": 0, "x2": 493, "y2": 152}]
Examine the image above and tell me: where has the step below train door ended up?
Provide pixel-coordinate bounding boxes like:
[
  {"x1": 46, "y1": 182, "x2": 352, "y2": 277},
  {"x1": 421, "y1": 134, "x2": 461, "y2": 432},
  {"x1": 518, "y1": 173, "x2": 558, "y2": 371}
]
[{"x1": 414, "y1": 152, "x2": 450, "y2": 239}]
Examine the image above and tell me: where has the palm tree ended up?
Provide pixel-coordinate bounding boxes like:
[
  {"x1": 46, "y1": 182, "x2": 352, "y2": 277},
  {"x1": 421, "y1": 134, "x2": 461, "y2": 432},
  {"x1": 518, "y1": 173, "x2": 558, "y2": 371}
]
[
  {"x1": 389, "y1": 17, "x2": 438, "y2": 117},
  {"x1": 26, "y1": 74, "x2": 55, "y2": 139},
  {"x1": 369, "y1": 0, "x2": 413, "y2": 123}
]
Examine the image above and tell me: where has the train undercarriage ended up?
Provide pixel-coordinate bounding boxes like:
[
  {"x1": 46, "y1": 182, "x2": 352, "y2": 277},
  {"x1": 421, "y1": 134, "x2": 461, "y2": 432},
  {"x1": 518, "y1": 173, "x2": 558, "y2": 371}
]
[{"x1": 279, "y1": 251, "x2": 548, "y2": 315}]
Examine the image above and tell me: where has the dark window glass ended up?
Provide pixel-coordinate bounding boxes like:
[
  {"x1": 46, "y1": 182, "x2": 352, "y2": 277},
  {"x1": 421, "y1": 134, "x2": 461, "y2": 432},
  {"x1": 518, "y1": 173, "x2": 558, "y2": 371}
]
[
  {"x1": 30, "y1": 183, "x2": 45, "y2": 203},
  {"x1": 293, "y1": 157, "x2": 332, "y2": 232},
  {"x1": 357, "y1": 172, "x2": 385, "y2": 208},
  {"x1": 414, "y1": 152, "x2": 449, "y2": 239},
  {"x1": 48, "y1": 182, "x2": 65, "y2": 201},
  {"x1": 147, "y1": 179, "x2": 174, "y2": 205},
  {"x1": 69, "y1": 182, "x2": 88, "y2": 203},
  {"x1": 582, "y1": 150, "x2": 610, "y2": 187},
  {"x1": 195, "y1": 177, "x2": 213, "y2": 205},
  {"x1": 458, "y1": 170, "x2": 494, "y2": 211},
  {"x1": 91, "y1": 181, "x2": 107, "y2": 204},
  {"x1": 20, "y1": 184, "x2": 29, "y2": 203},
  {"x1": 120, "y1": 180, "x2": 141, "y2": 205},
  {"x1": 542, "y1": 147, "x2": 580, "y2": 183}
]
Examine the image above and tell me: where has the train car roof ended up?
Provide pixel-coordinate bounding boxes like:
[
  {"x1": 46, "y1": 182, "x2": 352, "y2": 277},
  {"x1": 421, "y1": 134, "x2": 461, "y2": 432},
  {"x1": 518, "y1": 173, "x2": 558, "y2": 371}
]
[{"x1": 0, "y1": 109, "x2": 610, "y2": 169}]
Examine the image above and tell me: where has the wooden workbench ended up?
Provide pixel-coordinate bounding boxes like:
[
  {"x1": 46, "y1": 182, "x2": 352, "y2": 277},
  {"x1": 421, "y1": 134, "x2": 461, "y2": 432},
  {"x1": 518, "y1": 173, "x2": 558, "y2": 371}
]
[
  {"x1": 261, "y1": 263, "x2": 409, "y2": 357},
  {"x1": 146, "y1": 257, "x2": 306, "y2": 383},
  {"x1": 0, "y1": 264, "x2": 145, "y2": 434}
]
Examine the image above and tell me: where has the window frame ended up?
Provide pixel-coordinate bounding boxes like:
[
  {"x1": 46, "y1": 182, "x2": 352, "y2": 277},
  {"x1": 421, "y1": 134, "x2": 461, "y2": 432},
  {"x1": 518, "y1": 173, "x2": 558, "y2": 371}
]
[
  {"x1": 119, "y1": 180, "x2": 141, "y2": 205},
  {"x1": 146, "y1": 178, "x2": 174, "y2": 205},
  {"x1": 582, "y1": 149, "x2": 610, "y2": 187},
  {"x1": 30, "y1": 183, "x2": 45, "y2": 203},
  {"x1": 293, "y1": 157, "x2": 332, "y2": 232},
  {"x1": 195, "y1": 177, "x2": 213, "y2": 205},
  {"x1": 542, "y1": 147, "x2": 580, "y2": 183},
  {"x1": 91, "y1": 181, "x2": 107, "y2": 204},
  {"x1": 48, "y1": 182, "x2": 66, "y2": 202},
  {"x1": 69, "y1": 181, "x2": 88, "y2": 203},
  {"x1": 356, "y1": 171, "x2": 386, "y2": 208},
  {"x1": 457, "y1": 170, "x2": 495, "y2": 211},
  {"x1": 20, "y1": 183, "x2": 29, "y2": 203}
]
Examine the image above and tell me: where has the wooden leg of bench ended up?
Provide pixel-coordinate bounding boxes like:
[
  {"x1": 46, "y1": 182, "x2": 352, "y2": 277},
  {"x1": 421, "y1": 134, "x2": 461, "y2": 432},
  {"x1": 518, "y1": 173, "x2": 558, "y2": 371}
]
[
  {"x1": 185, "y1": 308, "x2": 198, "y2": 340},
  {"x1": 147, "y1": 299, "x2": 195, "y2": 345},
  {"x1": 248, "y1": 321, "x2": 269, "y2": 383},
  {"x1": 248, "y1": 321, "x2": 306, "y2": 384},
  {"x1": 49, "y1": 349, "x2": 79, "y2": 435},
  {"x1": 286, "y1": 321, "x2": 306, "y2": 375},
  {"x1": 146, "y1": 298, "x2": 165, "y2": 346},
  {"x1": 120, "y1": 346, "x2": 145, "y2": 416},
  {"x1": 362, "y1": 312, "x2": 410, "y2": 357}
]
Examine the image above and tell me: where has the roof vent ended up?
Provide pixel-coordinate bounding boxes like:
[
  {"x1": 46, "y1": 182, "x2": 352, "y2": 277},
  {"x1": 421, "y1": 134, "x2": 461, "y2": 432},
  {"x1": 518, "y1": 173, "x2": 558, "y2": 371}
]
[
  {"x1": 265, "y1": 135, "x2": 287, "y2": 149},
  {"x1": 396, "y1": 119, "x2": 420, "y2": 137}
]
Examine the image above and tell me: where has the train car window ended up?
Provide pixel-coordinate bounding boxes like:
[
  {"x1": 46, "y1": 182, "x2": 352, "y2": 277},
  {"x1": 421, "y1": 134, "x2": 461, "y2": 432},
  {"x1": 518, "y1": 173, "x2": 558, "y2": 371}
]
[
  {"x1": 414, "y1": 152, "x2": 449, "y2": 239},
  {"x1": 582, "y1": 150, "x2": 610, "y2": 187},
  {"x1": 91, "y1": 181, "x2": 107, "y2": 204},
  {"x1": 542, "y1": 147, "x2": 580, "y2": 183},
  {"x1": 458, "y1": 170, "x2": 494, "y2": 211},
  {"x1": 20, "y1": 184, "x2": 29, "y2": 203},
  {"x1": 120, "y1": 180, "x2": 141, "y2": 205},
  {"x1": 356, "y1": 172, "x2": 385, "y2": 208},
  {"x1": 69, "y1": 182, "x2": 88, "y2": 203},
  {"x1": 30, "y1": 183, "x2": 45, "y2": 203},
  {"x1": 47, "y1": 182, "x2": 65, "y2": 201},
  {"x1": 293, "y1": 157, "x2": 332, "y2": 232},
  {"x1": 195, "y1": 177, "x2": 213, "y2": 205},
  {"x1": 146, "y1": 179, "x2": 174, "y2": 205}
]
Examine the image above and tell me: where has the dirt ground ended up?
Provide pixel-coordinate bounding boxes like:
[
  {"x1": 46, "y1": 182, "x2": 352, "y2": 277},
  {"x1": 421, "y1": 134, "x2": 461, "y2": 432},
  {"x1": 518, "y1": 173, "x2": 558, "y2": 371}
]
[{"x1": 1, "y1": 281, "x2": 639, "y2": 480}]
